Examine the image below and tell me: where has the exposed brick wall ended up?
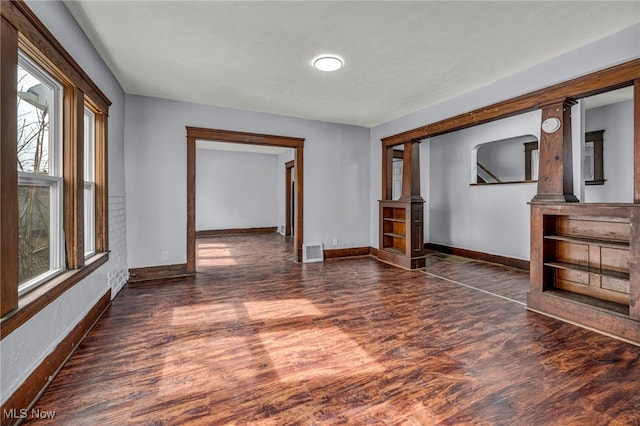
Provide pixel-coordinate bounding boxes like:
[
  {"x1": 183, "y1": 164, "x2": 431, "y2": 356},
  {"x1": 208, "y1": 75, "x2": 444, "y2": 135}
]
[{"x1": 106, "y1": 195, "x2": 127, "y2": 296}]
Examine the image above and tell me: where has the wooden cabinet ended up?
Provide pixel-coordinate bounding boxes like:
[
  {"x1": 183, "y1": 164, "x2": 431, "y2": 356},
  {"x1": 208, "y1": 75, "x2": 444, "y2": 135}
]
[
  {"x1": 529, "y1": 203, "x2": 640, "y2": 344},
  {"x1": 378, "y1": 200, "x2": 425, "y2": 269}
]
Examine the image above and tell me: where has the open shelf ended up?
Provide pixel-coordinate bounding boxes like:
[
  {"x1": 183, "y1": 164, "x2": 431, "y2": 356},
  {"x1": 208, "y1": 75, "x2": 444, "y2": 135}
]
[
  {"x1": 383, "y1": 232, "x2": 406, "y2": 239},
  {"x1": 383, "y1": 217, "x2": 406, "y2": 223},
  {"x1": 378, "y1": 200, "x2": 425, "y2": 269},
  {"x1": 544, "y1": 234, "x2": 629, "y2": 249},
  {"x1": 544, "y1": 261, "x2": 630, "y2": 281},
  {"x1": 529, "y1": 203, "x2": 639, "y2": 344}
]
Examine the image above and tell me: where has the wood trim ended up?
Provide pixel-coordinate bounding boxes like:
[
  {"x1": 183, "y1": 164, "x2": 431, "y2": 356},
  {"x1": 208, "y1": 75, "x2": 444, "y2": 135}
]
[
  {"x1": 1, "y1": 17, "x2": 19, "y2": 317},
  {"x1": 63, "y1": 86, "x2": 85, "y2": 269},
  {"x1": 196, "y1": 227, "x2": 278, "y2": 237},
  {"x1": 127, "y1": 263, "x2": 194, "y2": 284},
  {"x1": 382, "y1": 59, "x2": 640, "y2": 147},
  {"x1": 94, "y1": 113, "x2": 108, "y2": 252},
  {"x1": 0, "y1": 252, "x2": 109, "y2": 339},
  {"x1": 630, "y1": 208, "x2": 640, "y2": 320},
  {"x1": 0, "y1": 289, "x2": 111, "y2": 426},
  {"x1": 187, "y1": 127, "x2": 305, "y2": 267},
  {"x1": 524, "y1": 141, "x2": 539, "y2": 181},
  {"x1": 324, "y1": 247, "x2": 372, "y2": 260},
  {"x1": 635, "y1": 79, "x2": 640, "y2": 204},
  {"x1": 294, "y1": 147, "x2": 304, "y2": 262},
  {"x1": 425, "y1": 243, "x2": 530, "y2": 271},
  {"x1": 285, "y1": 160, "x2": 294, "y2": 237},
  {"x1": 186, "y1": 136, "x2": 196, "y2": 273},
  {"x1": 0, "y1": 1, "x2": 111, "y2": 111},
  {"x1": 186, "y1": 127, "x2": 303, "y2": 149},
  {"x1": 382, "y1": 146, "x2": 392, "y2": 200}
]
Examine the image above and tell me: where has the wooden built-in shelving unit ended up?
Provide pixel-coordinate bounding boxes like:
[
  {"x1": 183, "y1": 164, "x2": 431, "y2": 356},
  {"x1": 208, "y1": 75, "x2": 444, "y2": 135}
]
[
  {"x1": 378, "y1": 140, "x2": 425, "y2": 269},
  {"x1": 529, "y1": 203, "x2": 639, "y2": 343},
  {"x1": 378, "y1": 200, "x2": 425, "y2": 269}
]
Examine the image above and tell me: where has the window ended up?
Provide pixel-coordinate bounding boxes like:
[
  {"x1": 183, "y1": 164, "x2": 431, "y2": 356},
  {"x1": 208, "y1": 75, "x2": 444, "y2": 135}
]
[
  {"x1": 17, "y1": 53, "x2": 65, "y2": 296},
  {"x1": 84, "y1": 107, "x2": 96, "y2": 257},
  {"x1": 473, "y1": 135, "x2": 539, "y2": 184},
  {"x1": 584, "y1": 130, "x2": 605, "y2": 185},
  {"x1": 1, "y1": 1, "x2": 111, "y2": 332}
]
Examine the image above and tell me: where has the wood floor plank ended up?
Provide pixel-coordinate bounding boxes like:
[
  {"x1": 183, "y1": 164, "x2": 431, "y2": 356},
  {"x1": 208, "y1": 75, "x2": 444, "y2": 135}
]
[{"x1": 20, "y1": 234, "x2": 640, "y2": 425}]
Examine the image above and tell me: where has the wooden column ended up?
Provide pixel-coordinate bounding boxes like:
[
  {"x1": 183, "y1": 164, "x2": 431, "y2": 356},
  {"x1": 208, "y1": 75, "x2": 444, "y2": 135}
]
[
  {"x1": 186, "y1": 135, "x2": 196, "y2": 274},
  {"x1": 531, "y1": 99, "x2": 579, "y2": 203},
  {"x1": 378, "y1": 139, "x2": 425, "y2": 269},
  {"x1": 382, "y1": 146, "x2": 393, "y2": 200},
  {"x1": 400, "y1": 140, "x2": 423, "y2": 202}
]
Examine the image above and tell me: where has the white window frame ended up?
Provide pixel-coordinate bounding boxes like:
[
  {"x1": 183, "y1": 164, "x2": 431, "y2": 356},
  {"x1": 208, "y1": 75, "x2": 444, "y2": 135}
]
[
  {"x1": 84, "y1": 107, "x2": 96, "y2": 258},
  {"x1": 17, "y1": 52, "x2": 65, "y2": 297}
]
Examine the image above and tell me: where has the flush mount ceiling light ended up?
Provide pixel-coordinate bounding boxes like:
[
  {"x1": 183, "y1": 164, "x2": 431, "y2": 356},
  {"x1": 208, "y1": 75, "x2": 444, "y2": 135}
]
[{"x1": 313, "y1": 55, "x2": 344, "y2": 72}]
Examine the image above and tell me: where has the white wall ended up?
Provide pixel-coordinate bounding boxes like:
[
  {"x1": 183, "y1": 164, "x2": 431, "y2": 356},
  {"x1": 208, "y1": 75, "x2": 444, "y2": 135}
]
[
  {"x1": 196, "y1": 149, "x2": 279, "y2": 231},
  {"x1": 428, "y1": 112, "x2": 540, "y2": 260},
  {"x1": 125, "y1": 95, "x2": 371, "y2": 268},
  {"x1": 584, "y1": 100, "x2": 634, "y2": 203},
  {"x1": 1, "y1": 0, "x2": 127, "y2": 406},
  {"x1": 370, "y1": 23, "x2": 640, "y2": 259}
]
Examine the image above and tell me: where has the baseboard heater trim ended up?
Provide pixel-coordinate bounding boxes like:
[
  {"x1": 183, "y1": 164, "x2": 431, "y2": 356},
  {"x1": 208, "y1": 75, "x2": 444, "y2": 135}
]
[
  {"x1": 425, "y1": 243, "x2": 529, "y2": 271},
  {"x1": 196, "y1": 227, "x2": 278, "y2": 238},
  {"x1": 324, "y1": 246, "x2": 372, "y2": 260},
  {"x1": 128, "y1": 263, "x2": 194, "y2": 284}
]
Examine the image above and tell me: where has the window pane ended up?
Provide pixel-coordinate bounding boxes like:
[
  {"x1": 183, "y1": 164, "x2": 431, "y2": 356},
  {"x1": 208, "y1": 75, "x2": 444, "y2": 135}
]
[
  {"x1": 18, "y1": 184, "x2": 51, "y2": 284},
  {"x1": 84, "y1": 108, "x2": 96, "y2": 256},
  {"x1": 84, "y1": 183, "x2": 95, "y2": 256},
  {"x1": 84, "y1": 108, "x2": 95, "y2": 181},
  {"x1": 17, "y1": 63, "x2": 54, "y2": 175}
]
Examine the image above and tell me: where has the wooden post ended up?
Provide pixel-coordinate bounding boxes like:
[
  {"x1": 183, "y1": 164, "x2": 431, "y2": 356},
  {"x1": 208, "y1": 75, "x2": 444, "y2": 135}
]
[
  {"x1": 400, "y1": 140, "x2": 423, "y2": 202},
  {"x1": 531, "y1": 99, "x2": 579, "y2": 203},
  {"x1": 382, "y1": 146, "x2": 393, "y2": 200}
]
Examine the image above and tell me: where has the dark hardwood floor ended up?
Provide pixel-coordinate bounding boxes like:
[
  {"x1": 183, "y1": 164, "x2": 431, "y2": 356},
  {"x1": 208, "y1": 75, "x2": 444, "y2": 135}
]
[{"x1": 23, "y1": 234, "x2": 640, "y2": 425}]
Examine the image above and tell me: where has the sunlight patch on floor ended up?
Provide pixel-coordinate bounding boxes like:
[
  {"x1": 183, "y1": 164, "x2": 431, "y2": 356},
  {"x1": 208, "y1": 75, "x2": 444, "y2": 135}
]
[
  {"x1": 170, "y1": 303, "x2": 240, "y2": 326},
  {"x1": 197, "y1": 242, "x2": 238, "y2": 266}
]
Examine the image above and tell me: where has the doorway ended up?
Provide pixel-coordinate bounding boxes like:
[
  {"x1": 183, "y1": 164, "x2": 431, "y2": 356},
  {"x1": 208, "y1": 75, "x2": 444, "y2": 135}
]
[
  {"x1": 186, "y1": 127, "x2": 305, "y2": 273},
  {"x1": 285, "y1": 160, "x2": 295, "y2": 236}
]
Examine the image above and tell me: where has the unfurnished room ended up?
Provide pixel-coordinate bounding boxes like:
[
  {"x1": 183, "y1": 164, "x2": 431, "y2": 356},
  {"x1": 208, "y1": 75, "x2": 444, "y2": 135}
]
[{"x1": 1, "y1": 1, "x2": 640, "y2": 424}]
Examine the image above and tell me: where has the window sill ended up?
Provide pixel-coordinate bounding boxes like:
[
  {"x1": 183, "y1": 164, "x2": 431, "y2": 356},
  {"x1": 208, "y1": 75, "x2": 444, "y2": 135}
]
[
  {"x1": 470, "y1": 180, "x2": 538, "y2": 186},
  {"x1": 0, "y1": 252, "x2": 109, "y2": 340}
]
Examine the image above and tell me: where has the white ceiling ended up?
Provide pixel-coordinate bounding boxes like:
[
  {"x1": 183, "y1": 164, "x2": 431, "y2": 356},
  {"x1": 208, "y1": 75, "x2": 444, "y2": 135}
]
[{"x1": 64, "y1": 1, "x2": 640, "y2": 128}]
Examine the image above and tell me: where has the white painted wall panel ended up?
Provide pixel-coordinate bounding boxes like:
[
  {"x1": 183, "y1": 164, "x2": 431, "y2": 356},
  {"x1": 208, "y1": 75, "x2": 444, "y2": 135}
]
[{"x1": 196, "y1": 149, "x2": 279, "y2": 231}]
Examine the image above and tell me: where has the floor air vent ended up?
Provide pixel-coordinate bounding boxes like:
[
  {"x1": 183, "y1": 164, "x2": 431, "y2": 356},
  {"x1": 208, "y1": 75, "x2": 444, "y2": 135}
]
[{"x1": 303, "y1": 242, "x2": 324, "y2": 263}]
